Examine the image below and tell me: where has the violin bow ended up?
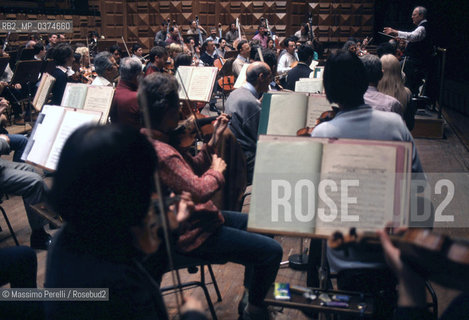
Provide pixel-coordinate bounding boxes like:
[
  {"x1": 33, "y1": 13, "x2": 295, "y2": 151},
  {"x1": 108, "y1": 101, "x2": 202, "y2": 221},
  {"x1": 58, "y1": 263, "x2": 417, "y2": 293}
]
[
  {"x1": 140, "y1": 87, "x2": 184, "y2": 316},
  {"x1": 121, "y1": 36, "x2": 131, "y2": 57}
]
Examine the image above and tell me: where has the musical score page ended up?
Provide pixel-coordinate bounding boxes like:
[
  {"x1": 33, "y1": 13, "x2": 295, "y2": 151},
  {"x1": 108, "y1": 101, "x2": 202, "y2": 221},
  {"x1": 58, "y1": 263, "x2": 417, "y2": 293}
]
[
  {"x1": 45, "y1": 110, "x2": 101, "y2": 171},
  {"x1": 305, "y1": 95, "x2": 336, "y2": 128},
  {"x1": 187, "y1": 67, "x2": 217, "y2": 102},
  {"x1": 176, "y1": 66, "x2": 192, "y2": 100},
  {"x1": 266, "y1": 93, "x2": 309, "y2": 135},
  {"x1": 61, "y1": 83, "x2": 88, "y2": 108},
  {"x1": 26, "y1": 105, "x2": 65, "y2": 166},
  {"x1": 315, "y1": 143, "x2": 397, "y2": 235},
  {"x1": 83, "y1": 86, "x2": 114, "y2": 124}
]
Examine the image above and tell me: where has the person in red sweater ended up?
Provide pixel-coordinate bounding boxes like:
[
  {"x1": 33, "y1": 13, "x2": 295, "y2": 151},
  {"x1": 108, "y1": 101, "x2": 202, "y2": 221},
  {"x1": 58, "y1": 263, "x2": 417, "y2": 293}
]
[
  {"x1": 139, "y1": 73, "x2": 283, "y2": 320},
  {"x1": 110, "y1": 57, "x2": 143, "y2": 128}
]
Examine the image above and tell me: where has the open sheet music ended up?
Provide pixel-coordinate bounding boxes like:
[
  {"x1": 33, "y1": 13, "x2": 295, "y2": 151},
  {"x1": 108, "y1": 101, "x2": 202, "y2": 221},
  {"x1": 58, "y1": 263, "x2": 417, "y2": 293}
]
[
  {"x1": 258, "y1": 92, "x2": 336, "y2": 136},
  {"x1": 248, "y1": 135, "x2": 411, "y2": 237},
  {"x1": 21, "y1": 105, "x2": 102, "y2": 171},
  {"x1": 175, "y1": 66, "x2": 218, "y2": 102},
  {"x1": 61, "y1": 83, "x2": 114, "y2": 124}
]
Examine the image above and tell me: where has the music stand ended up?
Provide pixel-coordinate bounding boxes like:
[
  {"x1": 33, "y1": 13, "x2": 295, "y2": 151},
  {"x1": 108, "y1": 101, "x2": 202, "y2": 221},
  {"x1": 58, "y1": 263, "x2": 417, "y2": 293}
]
[
  {"x1": 0, "y1": 57, "x2": 10, "y2": 79},
  {"x1": 18, "y1": 48, "x2": 35, "y2": 61},
  {"x1": 11, "y1": 60, "x2": 44, "y2": 126},
  {"x1": 41, "y1": 59, "x2": 57, "y2": 76},
  {"x1": 224, "y1": 50, "x2": 238, "y2": 60}
]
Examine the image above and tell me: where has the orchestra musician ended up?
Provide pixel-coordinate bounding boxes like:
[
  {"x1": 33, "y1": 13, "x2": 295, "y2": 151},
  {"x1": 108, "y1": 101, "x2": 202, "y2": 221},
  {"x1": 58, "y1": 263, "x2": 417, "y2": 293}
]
[
  {"x1": 45, "y1": 33, "x2": 58, "y2": 51},
  {"x1": 110, "y1": 57, "x2": 142, "y2": 129},
  {"x1": 154, "y1": 22, "x2": 168, "y2": 44},
  {"x1": 199, "y1": 39, "x2": 218, "y2": 67},
  {"x1": 225, "y1": 22, "x2": 239, "y2": 47},
  {"x1": 205, "y1": 27, "x2": 220, "y2": 44},
  {"x1": 284, "y1": 44, "x2": 314, "y2": 91},
  {"x1": 277, "y1": 38, "x2": 297, "y2": 73},
  {"x1": 165, "y1": 27, "x2": 182, "y2": 45},
  {"x1": 91, "y1": 52, "x2": 118, "y2": 87},
  {"x1": 109, "y1": 44, "x2": 122, "y2": 66},
  {"x1": 33, "y1": 42, "x2": 46, "y2": 61},
  {"x1": 187, "y1": 20, "x2": 207, "y2": 37},
  {"x1": 144, "y1": 46, "x2": 169, "y2": 76},
  {"x1": 217, "y1": 38, "x2": 227, "y2": 59},
  {"x1": 251, "y1": 25, "x2": 268, "y2": 49},
  {"x1": 138, "y1": 72, "x2": 282, "y2": 320},
  {"x1": 294, "y1": 23, "x2": 311, "y2": 43},
  {"x1": 131, "y1": 43, "x2": 145, "y2": 64},
  {"x1": 225, "y1": 62, "x2": 272, "y2": 183},
  {"x1": 50, "y1": 43, "x2": 74, "y2": 105},
  {"x1": 44, "y1": 124, "x2": 207, "y2": 320},
  {"x1": 232, "y1": 40, "x2": 251, "y2": 78}
]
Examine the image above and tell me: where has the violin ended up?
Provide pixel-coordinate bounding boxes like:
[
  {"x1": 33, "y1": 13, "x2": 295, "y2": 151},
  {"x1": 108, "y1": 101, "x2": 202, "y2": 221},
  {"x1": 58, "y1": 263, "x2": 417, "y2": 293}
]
[
  {"x1": 170, "y1": 114, "x2": 218, "y2": 148},
  {"x1": 164, "y1": 57, "x2": 175, "y2": 75},
  {"x1": 328, "y1": 228, "x2": 469, "y2": 292},
  {"x1": 296, "y1": 106, "x2": 339, "y2": 136}
]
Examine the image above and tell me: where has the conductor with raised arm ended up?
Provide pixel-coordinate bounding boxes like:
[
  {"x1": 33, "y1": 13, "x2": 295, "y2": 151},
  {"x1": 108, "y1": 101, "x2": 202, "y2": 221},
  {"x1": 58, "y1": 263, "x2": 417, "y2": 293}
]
[{"x1": 383, "y1": 6, "x2": 432, "y2": 95}]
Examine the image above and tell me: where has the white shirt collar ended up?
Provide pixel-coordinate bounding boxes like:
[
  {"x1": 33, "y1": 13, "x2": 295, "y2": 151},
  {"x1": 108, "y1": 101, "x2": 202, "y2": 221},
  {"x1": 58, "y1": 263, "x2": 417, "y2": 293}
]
[{"x1": 243, "y1": 82, "x2": 259, "y2": 99}]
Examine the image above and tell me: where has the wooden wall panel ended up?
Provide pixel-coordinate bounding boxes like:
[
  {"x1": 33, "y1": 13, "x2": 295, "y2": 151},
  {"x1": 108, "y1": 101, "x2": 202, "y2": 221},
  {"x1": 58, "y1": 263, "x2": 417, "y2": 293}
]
[{"x1": 1, "y1": 0, "x2": 375, "y2": 50}]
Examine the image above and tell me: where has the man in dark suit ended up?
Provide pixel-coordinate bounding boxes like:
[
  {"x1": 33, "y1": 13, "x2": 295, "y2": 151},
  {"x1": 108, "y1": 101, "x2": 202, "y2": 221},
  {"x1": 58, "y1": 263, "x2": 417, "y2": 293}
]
[
  {"x1": 384, "y1": 6, "x2": 433, "y2": 94},
  {"x1": 284, "y1": 44, "x2": 314, "y2": 90}
]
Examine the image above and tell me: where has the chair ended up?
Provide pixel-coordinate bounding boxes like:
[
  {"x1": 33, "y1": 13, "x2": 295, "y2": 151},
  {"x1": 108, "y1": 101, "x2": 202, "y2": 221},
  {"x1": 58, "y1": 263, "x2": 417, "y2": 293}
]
[
  {"x1": 0, "y1": 193, "x2": 20, "y2": 246},
  {"x1": 160, "y1": 254, "x2": 226, "y2": 320}
]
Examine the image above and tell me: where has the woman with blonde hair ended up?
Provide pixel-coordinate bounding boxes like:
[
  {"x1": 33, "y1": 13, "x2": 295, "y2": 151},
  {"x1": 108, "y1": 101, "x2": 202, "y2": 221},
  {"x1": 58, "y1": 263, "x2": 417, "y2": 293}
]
[{"x1": 378, "y1": 54, "x2": 414, "y2": 129}]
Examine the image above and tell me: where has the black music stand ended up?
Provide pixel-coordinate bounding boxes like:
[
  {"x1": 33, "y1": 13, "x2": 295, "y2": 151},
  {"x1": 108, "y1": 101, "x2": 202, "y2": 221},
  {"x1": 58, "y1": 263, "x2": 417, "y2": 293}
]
[
  {"x1": 11, "y1": 60, "x2": 44, "y2": 125},
  {"x1": 41, "y1": 59, "x2": 57, "y2": 76},
  {"x1": 18, "y1": 48, "x2": 35, "y2": 61},
  {"x1": 0, "y1": 57, "x2": 9, "y2": 79},
  {"x1": 224, "y1": 50, "x2": 238, "y2": 60}
]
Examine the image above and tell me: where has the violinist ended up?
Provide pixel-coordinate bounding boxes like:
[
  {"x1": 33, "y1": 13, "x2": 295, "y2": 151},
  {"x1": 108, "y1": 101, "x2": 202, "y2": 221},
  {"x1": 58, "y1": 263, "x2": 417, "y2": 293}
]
[
  {"x1": 144, "y1": 46, "x2": 168, "y2": 76},
  {"x1": 139, "y1": 73, "x2": 282, "y2": 320},
  {"x1": 379, "y1": 229, "x2": 469, "y2": 320},
  {"x1": 45, "y1": 124, "x2": 207, "y2": 320},
  {"x1": 75, "y1": 47, "x2": 93, "y2": 79},
  {"x1": 232, "y1": 40, "x2": 250, "y2": 78},
  {"x1": 33, "y1": 42, "x2": 46, "y2": 61},
  {"x1": 225, "y1": 22, "x2": 239, "y2": 47},
  {"x1": 110, "y1": 57, "x2": 142, "y2": 129},
  {"x1": 131, "y1": 43, "x2": 145, "y2": 64},
  {"x1": 91, "y1": 52, "x2": 118, "y2": 87},
  {"x1": 284, "y1": 44, "x2": 314, "y2": 91},
  {"x1": 50, "y1": 43, "x2": 74, "y2": 105},
  {"x1": 277, "y1": 38, "x2": 297, "y2": 73},
  {"x1": 109, "y1": 44, "x2": 121, "y2": 66}
]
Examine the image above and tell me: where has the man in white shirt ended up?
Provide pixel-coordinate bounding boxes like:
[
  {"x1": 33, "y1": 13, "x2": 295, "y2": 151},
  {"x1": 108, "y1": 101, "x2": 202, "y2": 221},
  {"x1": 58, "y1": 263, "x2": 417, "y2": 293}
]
[
  {"x1": 232, "y1": 40, "x2": 250, "y2": 78},
  {"x1": 277, "y1": 38, "x2": 297, "y2": 74},
  {"x1": 92, "y1": 52, "x2": 118, "y2": 87},
  {"x1": 384, "y1": 6, "x2": 432, "y2": 94}
]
